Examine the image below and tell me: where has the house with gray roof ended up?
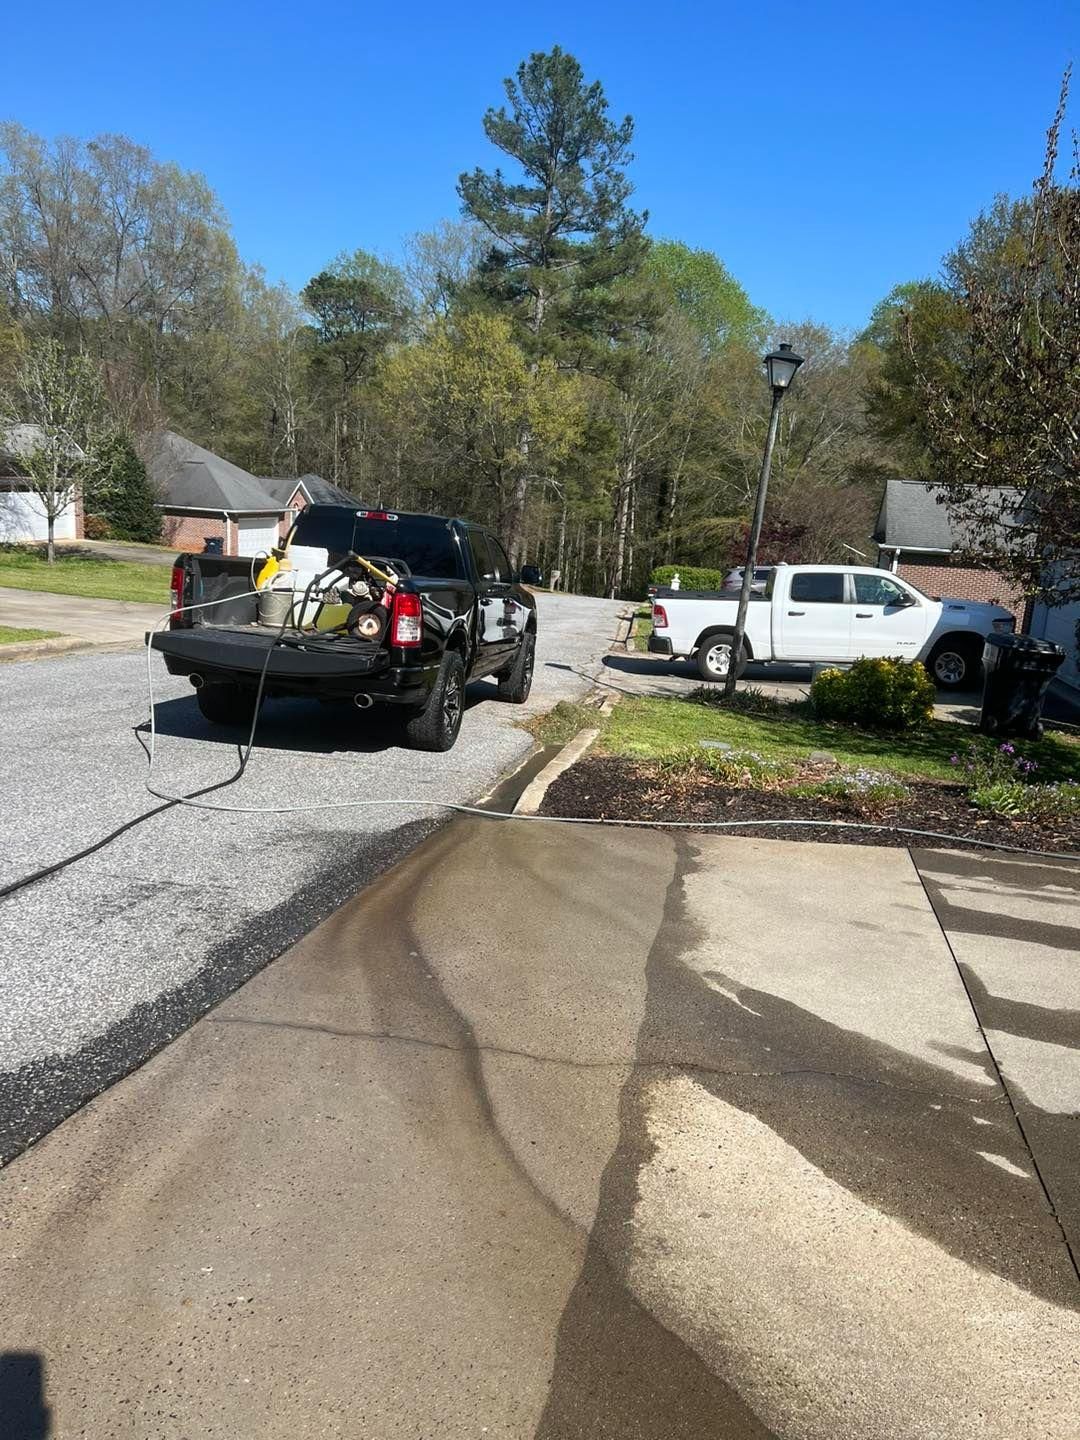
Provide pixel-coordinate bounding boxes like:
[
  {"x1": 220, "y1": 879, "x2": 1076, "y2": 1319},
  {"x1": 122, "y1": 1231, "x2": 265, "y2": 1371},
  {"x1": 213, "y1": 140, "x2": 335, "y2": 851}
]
[
  {"x1": 874, "y1": 478, "x2": 1024, "y2": 617},
  {"x1": 150, "y1": 431, "x2": 360, "y2": 557}
]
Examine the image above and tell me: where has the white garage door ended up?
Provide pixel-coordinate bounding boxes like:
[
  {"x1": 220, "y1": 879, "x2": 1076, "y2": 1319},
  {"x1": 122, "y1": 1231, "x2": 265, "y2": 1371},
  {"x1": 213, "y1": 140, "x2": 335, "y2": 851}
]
[
  {"x1": 0, "y1": 490, "x2": 77, "y2": 543},
  {"x1": 1030, "y1": 599, "x2": 1080, "y2": 689},
  {"x1": 236, "y1": 517, "x2": 281, "y2": 557}
]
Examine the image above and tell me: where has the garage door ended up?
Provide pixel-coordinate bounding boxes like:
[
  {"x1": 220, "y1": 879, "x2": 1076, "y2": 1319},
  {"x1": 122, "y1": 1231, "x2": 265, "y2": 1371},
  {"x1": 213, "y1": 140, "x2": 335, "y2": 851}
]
[
  {"x1": 236, "y1": 517, "x2": 281, "y2": 557},
  {"x1": 0, "y1": 491, "x2": 77, "y2": 543},
  {"x1": 1030, "y1": 599, "x2": 1080, "y2": 689}
]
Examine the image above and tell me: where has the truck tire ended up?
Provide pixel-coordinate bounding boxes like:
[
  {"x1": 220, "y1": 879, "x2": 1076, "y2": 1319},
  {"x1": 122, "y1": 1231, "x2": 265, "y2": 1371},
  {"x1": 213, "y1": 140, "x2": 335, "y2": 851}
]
[
  {"x1": 196, "y1": 682, "x2": 261, "y2": 727},
  {"x1": 696, "y1": 630, "x2": 748, "y2": 684},
  {"x1": 496, "y1": 630, "x2": 536, "y2": 703},
  {"x1": 927, "y1": 637, "x2": 982, "y2": 691},
  {"x1": 401, "y1": 650, "x2": 466, "y2": 752}
]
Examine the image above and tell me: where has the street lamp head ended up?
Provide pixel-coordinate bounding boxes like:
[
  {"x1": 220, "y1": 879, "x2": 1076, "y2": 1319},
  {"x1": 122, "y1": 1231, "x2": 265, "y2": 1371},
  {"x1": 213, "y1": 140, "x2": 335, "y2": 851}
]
[{"x1": 764, "y1": 342, "x2": 805, "y2": 394}]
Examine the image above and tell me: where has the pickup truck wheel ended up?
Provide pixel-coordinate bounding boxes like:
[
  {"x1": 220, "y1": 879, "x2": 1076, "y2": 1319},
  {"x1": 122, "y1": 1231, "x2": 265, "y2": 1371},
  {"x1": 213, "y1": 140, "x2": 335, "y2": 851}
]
[
  {"x1": 928, "y1": 639, "x2": 982, "y2": 691},
  {"x1": 696, "y1": 630, "x2": 748, "y2": 684},
  {"x1": 496, "y1": 631, "x2": 535, "y2": 703},
  {"x1": 401, "y1": 650, "x2": 466, "y2": 752},
  {"x1": 195, "y1": 683, "x2": 261, "y2": 726}
]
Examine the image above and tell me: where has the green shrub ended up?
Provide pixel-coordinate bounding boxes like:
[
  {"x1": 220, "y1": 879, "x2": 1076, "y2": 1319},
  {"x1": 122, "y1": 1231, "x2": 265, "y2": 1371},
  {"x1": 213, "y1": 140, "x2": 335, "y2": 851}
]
[
  {"x1": 649, "y1": 563, "x2": 725, "y2": 592},
  {"x1": 810, "y1": 657, "x2": 936, "y2": 731}
]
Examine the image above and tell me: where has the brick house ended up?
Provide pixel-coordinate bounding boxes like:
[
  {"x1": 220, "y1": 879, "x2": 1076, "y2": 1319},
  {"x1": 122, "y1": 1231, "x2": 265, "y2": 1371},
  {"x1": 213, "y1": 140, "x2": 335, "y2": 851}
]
[
  {"x1": 150, "y1": 431, "x2": 358, "y2": 556},
  {"x1": 873, "y1": 478, "x2": 1024, "y2": 619}
]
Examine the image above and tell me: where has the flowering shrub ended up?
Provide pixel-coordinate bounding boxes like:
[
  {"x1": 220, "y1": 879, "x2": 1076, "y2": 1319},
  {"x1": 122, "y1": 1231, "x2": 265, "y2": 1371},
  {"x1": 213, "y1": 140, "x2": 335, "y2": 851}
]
[
  {"x1": 810, "y1": 769, "x2": 909, "y2": 811},
  {"x1": 950, "y1": 739, "x2": 1038, "y2": 786},
  {"x1": 658, "y1": 746, "x2": 794, "y2": 788},
  {"x1": 810, "y1": 658, "x2": 936, "y2": 731},
  {"x1": 950, "y1": 739, "x2": 1080, "y2": 823}
]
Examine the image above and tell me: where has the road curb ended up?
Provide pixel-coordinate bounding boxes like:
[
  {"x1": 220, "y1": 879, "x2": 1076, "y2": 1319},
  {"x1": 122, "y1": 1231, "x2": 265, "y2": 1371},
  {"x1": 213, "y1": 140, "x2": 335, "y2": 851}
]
[
  {"x1": 0, "y1": 636, "x2": 96, "y2": 662},
  {"x1": 0, "y1": 637, "x2": 141, "y2": 663},
  {"x1": 514, "y1": 726, "x2": 601, "y2": 815},
  {"x1": 514, "y1": 691, "x2": 619, "y2": 815}
]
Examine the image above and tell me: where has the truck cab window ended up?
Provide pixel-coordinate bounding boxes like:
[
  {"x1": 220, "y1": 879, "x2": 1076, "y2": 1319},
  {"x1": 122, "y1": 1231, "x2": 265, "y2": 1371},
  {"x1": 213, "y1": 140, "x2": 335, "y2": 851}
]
[
  {"x1": 468, "y1": 530, "x2": 497, "y2": 581},
  {"x1": 486, "y1": 536, "x2": 513, "y2": 583},
  {"x1": 853, "y1": 574, "x2": 911, "y2": 607},
  {"x1": 789, "y1": 572, "x2": 845, "y2": 604}
]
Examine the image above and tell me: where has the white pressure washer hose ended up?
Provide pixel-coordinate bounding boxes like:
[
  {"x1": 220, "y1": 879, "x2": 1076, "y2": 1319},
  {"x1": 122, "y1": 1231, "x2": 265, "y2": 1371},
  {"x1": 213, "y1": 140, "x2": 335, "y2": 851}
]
[{"x1": 141, "y1": 594, "x2": 1080, "y2": 863}]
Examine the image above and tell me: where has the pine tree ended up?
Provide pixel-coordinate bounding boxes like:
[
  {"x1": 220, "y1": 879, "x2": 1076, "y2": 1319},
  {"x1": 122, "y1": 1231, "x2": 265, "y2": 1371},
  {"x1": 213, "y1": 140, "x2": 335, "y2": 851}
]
[
  {"x1": 85, "y1": 432, "x2": 162, "y2": 543},
  {"x1": 458, "y1": 47, "x2": 647, "y2": 556}
]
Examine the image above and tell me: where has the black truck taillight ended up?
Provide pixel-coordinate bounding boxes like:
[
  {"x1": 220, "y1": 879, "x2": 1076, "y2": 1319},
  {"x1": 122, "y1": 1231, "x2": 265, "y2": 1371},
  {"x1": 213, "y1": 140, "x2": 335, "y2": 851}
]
[
  {"x1": 390, "y1": 590, "x2": 422, "y2": 647},
  {"x1": 169, "y1": 563, "x2": 184, "y2": 620}
]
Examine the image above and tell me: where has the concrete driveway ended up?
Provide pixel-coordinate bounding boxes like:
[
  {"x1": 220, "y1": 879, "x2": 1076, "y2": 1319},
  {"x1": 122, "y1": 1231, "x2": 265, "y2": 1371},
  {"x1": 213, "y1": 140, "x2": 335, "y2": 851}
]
[
  {"x1": 0, "y1": 586, "x2": 166, "y2": 643},
  {"x1": 0, "y1": 591, "x2": 622, "y2": 1162},
  {"x1": 2, "y1": 824, "x2": 1075, "y2": 1438},
  {"x1": 17, "y1": 538, "x2": 178, "y2": 566}
]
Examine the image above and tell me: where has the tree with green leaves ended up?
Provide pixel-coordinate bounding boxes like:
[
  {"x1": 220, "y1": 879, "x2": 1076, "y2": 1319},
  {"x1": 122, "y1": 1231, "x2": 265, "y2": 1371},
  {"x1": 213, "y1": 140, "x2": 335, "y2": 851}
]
[
  {"x1": 645, "y1": 241, "x2": 766, "y2": 353},
  {"x1": 902, "y1": 76, "x2": 1080, "y2": 603},
  {"x1": 301, "y1": 250, "x2": 410, "y2": 484},
  {"x1": 458, "y1": 47, "x2": 647, "y2": 346},
  {"x1": 375, "y1": 311, "x2": 584, "y2": 528},
  {"x1": 458, "y1": 48, "x2": 647, "y2": 560}
]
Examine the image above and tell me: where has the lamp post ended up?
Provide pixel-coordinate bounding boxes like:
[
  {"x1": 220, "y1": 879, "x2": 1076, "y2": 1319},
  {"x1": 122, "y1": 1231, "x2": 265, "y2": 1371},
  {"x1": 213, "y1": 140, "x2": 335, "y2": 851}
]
[{"x1": 722, "y1": 342, "x2": 805, "y2": 699}]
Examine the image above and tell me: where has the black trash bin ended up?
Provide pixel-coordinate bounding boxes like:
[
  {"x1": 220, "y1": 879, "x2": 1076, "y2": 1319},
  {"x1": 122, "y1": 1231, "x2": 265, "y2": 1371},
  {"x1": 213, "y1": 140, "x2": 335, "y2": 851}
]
[
  {"x1": 979, "y1": 632, "x2": 1065, "y2": 740},
  {"x1": 203, "y1": 536, "x2": 224, "y2": 555}
]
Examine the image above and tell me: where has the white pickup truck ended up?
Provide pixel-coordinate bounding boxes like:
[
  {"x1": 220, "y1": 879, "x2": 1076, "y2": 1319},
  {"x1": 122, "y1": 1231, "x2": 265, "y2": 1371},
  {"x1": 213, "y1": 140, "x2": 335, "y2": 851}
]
[{"x1": 648, "y1": 564, "x2": 1015, "y2": 689}]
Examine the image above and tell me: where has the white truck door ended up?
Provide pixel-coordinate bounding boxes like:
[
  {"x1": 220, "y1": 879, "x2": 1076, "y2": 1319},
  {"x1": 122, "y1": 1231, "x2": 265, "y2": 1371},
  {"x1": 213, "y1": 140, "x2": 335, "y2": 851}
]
[
  {"x1": 850, "y1": 573, "x2": 928, "y2": 659},
  {"x1": 777, "y1": 570, "x2": 853, "y2": 660}
]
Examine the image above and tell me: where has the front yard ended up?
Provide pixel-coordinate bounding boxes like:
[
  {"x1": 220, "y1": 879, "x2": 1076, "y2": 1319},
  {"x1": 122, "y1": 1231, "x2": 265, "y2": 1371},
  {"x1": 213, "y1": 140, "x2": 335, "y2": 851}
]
[
  {"x1": 0, "y1": 546, "x2": 170, "y2": 604},
  {"x1": 540, "y1": 690, "x2": 1080, "y2": 853},
  {"x1": 0, "y1": 624, "x2": 62, "y2": 644}
]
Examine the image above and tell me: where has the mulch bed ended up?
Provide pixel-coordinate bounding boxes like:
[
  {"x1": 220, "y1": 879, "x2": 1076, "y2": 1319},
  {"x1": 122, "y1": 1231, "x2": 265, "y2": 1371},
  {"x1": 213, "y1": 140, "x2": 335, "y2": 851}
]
[{"x1": 540, "y1": 755, "x2": 1080, "y2": 856}]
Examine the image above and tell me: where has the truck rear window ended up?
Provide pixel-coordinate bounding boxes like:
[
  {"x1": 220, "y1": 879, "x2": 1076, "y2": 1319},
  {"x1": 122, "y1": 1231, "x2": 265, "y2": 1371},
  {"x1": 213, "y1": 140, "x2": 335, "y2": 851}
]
[{"x1": 290, "y1": 509, "x2": 462, "y2": 578}]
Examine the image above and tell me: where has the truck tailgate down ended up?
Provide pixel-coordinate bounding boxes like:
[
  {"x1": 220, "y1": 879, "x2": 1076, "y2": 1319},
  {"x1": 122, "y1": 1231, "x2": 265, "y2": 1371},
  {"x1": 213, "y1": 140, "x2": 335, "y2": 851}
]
[{"x1": 151, "y1": 627, "x2": 386, "y2": 681}]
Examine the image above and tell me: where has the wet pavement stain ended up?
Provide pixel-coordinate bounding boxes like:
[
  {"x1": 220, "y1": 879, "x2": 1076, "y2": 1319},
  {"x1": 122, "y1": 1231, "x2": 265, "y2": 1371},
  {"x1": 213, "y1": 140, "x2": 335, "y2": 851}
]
[
  {"x1": 538, "y1": 837, "x2": 1077, "y2": 1439},
  {"x1": 534, "y1": 837, "x2": 776, "y2": 1440}
]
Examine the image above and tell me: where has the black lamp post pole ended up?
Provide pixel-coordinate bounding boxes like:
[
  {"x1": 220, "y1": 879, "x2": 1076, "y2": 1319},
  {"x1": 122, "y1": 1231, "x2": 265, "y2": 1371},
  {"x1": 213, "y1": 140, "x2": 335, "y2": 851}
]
[{"x1": 723, "y1": 385, "x2": 784, "y2": 701}]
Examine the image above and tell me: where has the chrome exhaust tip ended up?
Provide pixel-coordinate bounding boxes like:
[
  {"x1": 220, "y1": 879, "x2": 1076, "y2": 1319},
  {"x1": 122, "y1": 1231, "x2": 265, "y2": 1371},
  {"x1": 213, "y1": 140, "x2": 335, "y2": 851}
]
[{"x1": 353, "y1": 693, "x2": 374, "y2": 710}]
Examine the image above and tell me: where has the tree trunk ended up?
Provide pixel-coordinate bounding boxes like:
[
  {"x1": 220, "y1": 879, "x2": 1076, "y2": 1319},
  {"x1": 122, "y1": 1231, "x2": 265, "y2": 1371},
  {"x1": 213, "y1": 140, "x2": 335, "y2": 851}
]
[
  {"x1": 557, "y1": 499, "x2": 567, "y2": 578},
  {"x1": 47, "y1": 512, "x2": 56, "y2": 565},
  {"x1": 594, "y1": 519, "x2": 603, "y2": 596},
  {"x1": 504, "y1": 463, "x2": 529, "y2": 566},
  {"x1": 626, "y1": 481, "x2": 637, "y2": 594},
  {"x1": 609, "y1": 465, "x2": 633, "y2": 599}
]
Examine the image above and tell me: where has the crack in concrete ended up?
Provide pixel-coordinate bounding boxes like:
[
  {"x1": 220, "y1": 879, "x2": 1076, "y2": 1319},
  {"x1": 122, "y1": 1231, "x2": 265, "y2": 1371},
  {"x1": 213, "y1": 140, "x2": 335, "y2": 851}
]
[{"x1": 210, "y1": 1013, "x2": 1005, "y2": 1104}]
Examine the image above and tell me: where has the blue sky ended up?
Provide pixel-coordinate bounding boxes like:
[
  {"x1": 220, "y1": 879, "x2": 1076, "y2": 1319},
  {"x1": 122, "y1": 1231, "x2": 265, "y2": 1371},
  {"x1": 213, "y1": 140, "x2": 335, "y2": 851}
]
[{"x1": 6, "y1": 0, "x2": 1075, "y2": 330}]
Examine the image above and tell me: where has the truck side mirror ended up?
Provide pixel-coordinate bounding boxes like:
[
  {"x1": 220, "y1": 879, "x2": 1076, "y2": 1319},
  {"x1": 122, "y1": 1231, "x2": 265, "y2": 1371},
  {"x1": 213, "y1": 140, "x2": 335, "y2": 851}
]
[{"x1": 520, "y1": 564, "x2": 542, "y2": 586}]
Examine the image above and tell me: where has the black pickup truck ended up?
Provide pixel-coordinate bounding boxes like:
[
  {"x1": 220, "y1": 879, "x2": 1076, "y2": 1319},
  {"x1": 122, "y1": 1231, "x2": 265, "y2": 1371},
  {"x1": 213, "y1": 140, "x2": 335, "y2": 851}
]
[{"x1": 152, "y1": 505, "x2": 537, "y2": 751}]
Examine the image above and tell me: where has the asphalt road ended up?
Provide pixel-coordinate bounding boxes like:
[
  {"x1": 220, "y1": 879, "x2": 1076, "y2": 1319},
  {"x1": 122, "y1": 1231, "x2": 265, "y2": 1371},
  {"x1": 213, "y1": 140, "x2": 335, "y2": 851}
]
[
  {"x1": 2, "y1": 826, "x2": 1076, "y2": 1438},
  {"x1": 0, "y1": 590, "x2": 622, "y2": 1159}
]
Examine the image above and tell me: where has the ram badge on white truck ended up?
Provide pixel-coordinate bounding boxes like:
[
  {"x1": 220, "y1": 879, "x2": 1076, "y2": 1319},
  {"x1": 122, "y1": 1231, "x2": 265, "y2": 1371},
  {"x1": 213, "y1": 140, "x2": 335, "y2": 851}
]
[{"x1": 649, "y1": 565, "x2": 1015, "y2": 690}]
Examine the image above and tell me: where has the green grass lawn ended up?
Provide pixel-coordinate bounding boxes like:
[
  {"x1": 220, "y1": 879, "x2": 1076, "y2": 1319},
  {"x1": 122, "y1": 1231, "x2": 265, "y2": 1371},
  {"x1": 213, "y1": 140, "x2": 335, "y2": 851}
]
[
  {"x1": 0, "y1": 624, "x2": 62, "y2": 644},
  {"x1": 630, "y1": 605, "x2": 653, "y2": 653},
  {"x1": 598, "y1": 694, "x2": 1080, "y2": 783},
  {"x1": 0, "y1": 547, "x2": 170, "y2": 604}
]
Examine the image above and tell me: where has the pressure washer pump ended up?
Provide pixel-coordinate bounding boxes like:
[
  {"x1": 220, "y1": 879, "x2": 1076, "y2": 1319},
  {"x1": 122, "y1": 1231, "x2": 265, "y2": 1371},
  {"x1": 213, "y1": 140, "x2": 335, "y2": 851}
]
[{"x1": 255, "y1": 540, "x2": 400, "y2": 643}]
